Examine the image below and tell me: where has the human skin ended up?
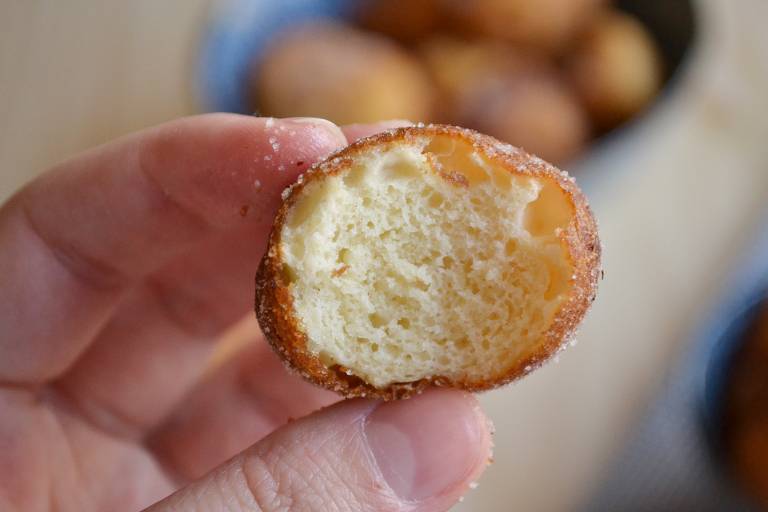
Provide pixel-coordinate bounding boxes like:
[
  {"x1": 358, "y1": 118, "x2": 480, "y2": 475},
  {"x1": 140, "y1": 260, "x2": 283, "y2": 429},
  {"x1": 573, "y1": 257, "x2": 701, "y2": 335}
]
[{"x1": 0, "y1": 114, "x2": 492, "y2": 512}]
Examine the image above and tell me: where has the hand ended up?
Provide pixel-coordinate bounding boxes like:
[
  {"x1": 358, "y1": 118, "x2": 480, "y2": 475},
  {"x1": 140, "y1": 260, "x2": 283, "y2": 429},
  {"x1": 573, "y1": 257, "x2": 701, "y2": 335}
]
[{"x1": 0, "y1": 115, "x2": 492, "y2": 512}]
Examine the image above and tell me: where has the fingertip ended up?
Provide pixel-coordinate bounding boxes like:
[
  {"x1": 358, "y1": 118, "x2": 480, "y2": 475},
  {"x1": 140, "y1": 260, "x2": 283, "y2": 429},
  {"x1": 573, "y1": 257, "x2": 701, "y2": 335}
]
[
  {"x1": 365, "y1": 389, "x2": 492, "y2": 504},
  {"x1": 138, "y1": 114, "x2": 347, "y2": 228},
  {"x1": 279, "y1": 117, "x2": 348, "y2": 149}
]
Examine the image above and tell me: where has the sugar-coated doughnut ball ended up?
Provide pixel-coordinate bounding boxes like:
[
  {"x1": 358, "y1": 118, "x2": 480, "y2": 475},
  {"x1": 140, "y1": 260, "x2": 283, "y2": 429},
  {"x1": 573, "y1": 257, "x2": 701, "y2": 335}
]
[
  {"x1": 419, "y1": 37, "x2": 526, "y2": 121},
  {"x1": 254, "y1": 23, "x2": 434, "y2": 125},
  {"x1": 359, "y1": 0, "x2": 444, "y2": 43},
  {"x1": 566, "y1": 10, "x2": 662, "y2": 129},
  {"x1": 445, "y1": 0, "x2": 607, "y2": 52},
  {"x1": 465, "y1": 70, "x2": 590, "y2": 164}
]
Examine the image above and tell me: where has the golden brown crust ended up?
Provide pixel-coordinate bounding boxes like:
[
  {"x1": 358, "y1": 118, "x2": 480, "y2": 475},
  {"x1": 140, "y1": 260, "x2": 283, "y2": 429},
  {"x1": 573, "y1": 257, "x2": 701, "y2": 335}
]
[{"x1": 255, "y1": 124, "x2": 601, "y2": 400}]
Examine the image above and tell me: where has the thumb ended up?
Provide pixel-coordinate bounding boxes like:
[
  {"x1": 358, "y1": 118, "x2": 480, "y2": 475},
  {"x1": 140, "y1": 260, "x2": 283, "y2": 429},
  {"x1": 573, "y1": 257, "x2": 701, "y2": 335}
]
[{"x1": 146, "y1": 389, "x2": 492, "y2": 512}]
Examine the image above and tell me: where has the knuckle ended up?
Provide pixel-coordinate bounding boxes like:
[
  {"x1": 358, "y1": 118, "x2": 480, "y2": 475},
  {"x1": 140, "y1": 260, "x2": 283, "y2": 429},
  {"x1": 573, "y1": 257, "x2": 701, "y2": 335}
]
[
  {"x1": 240, "y1": 450, "x2": 296, "y2": 512},
  {"x1": 239, "y1": 448, "x2": 400, "y2": 512},
  {"x1": 144, "y1": 277, "x2": 232, "y2": 338}
]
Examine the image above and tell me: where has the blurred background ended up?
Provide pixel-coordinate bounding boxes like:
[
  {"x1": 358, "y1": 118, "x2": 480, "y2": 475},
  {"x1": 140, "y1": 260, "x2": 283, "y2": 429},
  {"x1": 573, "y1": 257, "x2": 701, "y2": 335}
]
[{"x1": 2, "y1": 0, "x2": 768, "y2": 509}]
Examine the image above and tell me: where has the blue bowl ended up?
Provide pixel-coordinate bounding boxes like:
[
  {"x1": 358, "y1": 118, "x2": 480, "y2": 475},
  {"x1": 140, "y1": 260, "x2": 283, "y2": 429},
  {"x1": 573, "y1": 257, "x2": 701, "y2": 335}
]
[
  {"x1": 196, "y1": 0, "x2": 697, "y2": 121},
  {"x1": 582, "y1": 214, "x2": 768, "y2": 510},
  {"x1": 701, "y1": 292, "x2": 768, "y2": 454},
  {"x1": 197, "y1": 0, "x2": 358, "y2": 114},
  {"x1": 694, "y1": 217, "x2": 768, "y2": 505}
]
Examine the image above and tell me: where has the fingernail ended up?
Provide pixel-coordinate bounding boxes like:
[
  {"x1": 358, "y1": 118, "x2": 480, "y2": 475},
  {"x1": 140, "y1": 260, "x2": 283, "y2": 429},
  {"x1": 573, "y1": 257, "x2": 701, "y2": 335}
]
[
  {"x1": 282, "y1": 117, "x2": 346, "y2": 140},
  {"x1": 365, "y1": 390, "x2": 487, "y2": 502}
]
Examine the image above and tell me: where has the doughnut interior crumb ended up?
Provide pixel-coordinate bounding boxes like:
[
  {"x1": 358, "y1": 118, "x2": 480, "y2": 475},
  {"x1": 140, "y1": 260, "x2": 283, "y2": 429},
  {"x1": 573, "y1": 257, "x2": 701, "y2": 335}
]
[{"x1": 279, "y1": 132, "x2": 575, "y2": 388}]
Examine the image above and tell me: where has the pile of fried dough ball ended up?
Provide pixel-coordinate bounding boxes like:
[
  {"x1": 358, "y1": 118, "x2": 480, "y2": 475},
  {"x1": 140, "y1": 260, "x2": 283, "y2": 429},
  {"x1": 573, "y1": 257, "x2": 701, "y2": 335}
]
[
  {"x1": 251, "y1": 0, "x2": 662, "y2": 164},
  {"x1": 723, "y1": 304, "x2": 768, "y2": 509}
]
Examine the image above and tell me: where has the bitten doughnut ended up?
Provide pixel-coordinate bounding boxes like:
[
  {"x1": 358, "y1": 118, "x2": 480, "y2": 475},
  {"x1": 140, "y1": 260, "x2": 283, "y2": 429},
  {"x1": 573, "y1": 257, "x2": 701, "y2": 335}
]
[{"x1": 255, "y1": 125, "x2": 600, "y2": 399}]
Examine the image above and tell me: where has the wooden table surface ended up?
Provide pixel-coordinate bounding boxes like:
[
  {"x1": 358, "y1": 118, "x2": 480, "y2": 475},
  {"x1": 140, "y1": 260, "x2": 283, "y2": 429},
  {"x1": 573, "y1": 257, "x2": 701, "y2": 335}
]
[{"x1": 3, "y1": 1, "x2": 768, "y2": 510}]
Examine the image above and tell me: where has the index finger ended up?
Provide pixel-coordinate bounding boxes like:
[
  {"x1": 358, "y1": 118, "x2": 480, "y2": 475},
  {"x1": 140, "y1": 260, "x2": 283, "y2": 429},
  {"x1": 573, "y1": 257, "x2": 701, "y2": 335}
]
[{"x1": 0, "y1": 114, "x2": 346, "y2": 383}]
